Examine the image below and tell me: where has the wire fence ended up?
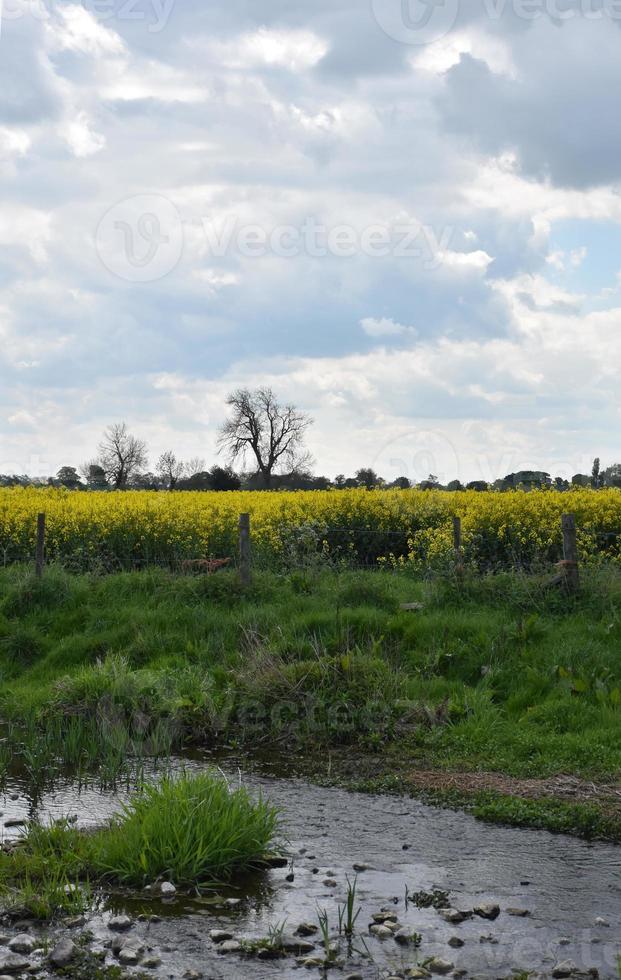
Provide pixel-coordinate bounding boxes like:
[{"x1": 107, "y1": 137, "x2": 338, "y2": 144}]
[{"x1": 3, "y1": 512, "x2": 621, "y2": 580}]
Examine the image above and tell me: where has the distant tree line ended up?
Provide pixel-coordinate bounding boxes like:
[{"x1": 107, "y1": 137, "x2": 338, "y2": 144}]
[{"x1": 1, "y1": 388, "x2": 619, "y2": 492}]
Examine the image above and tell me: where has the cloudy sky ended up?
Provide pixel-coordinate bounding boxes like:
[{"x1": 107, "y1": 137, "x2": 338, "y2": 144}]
[{"x1": 1, "y1": 0, "x2": 620, "y2": 484}]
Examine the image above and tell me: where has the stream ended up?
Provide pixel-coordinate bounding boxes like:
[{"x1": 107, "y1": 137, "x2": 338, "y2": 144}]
[{"x1": 1, "y1": 755, "x2": 619, "y2": 979}]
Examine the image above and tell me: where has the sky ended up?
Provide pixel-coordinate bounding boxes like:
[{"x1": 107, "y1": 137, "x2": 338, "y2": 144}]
[{"x1": 0, "y1": 0, "x2": 620, "y2": 485}]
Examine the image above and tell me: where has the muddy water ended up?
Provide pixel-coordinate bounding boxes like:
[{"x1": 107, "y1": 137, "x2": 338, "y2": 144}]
[{"x1": 1, "y1": 757, "x2": 620, "y2": 979}]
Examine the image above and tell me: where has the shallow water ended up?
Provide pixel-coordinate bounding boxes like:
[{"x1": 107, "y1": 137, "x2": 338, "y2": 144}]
[{"x1": 1, "y1": 756, "x2": 620, "y2": 978}]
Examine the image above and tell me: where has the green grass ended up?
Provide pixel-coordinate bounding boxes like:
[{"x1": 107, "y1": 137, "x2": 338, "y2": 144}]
[
  {"x1": 0, "y1": 771, "x2": 280, "y2": 918},
  {"x1": 0, "y1": 562, "x2": 620, "y2": 791}
]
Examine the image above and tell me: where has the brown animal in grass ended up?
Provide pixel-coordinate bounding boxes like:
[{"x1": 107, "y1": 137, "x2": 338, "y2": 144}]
[{"x1": 181, "y1": 557, "x2": 232, "y2": 575}]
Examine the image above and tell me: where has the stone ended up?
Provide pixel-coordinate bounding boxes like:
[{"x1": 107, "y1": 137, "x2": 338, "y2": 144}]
[
  {"x1": 558, "y1": 938, "x2": 572, "y2": 945},
  {"x1": 146, "y1": 953, "x2": 167, "y2": 968},
  {"x1": 405, "y1": 971, "x2": 431, "y2": 979},
  {"x1": 295, "y1": 923, "x2": 318, "y2": 937},
  {"x1": 480, "y1": 934, "x2": 499, "y2": 944},
  {"x1": 323, "y1": 879, "x2": 337, "y2": 888},
  {"x1": 369, "y1": 924, "x2": 393, "y2": 939},
  {"x1": 473, "y1": 903, "x2": 500, "y2": 920},
  {"x1": 352, "y1": 863, "x2": 369, "y2": 872},
  {"x1": 108, "y1": 915, "x2": 133, "y2": 932},
  {"x1": 301, "y1": 957, "x2": 325, "y2": 968},
  {"x1": 159, "y1": 882, "x2": 176, "y2": 897},
  {"x1": 372, "y1": 911, "x2": 398, "y2": 923},
  {"x1": 282, "y1": 938, "x2": 316, "y2": 954},
  {"x1": 210, "y1": 930, "x2": 234, "y2": 943},
  {"x1": 217, "y1": 941, "x2": 242, "y2": 954},
  {"x1": 344, "y1": 974, "x2": 364, "y2": 980},
  {"x1": 183, "y1": 972, "x2": 203, "y2": 979},
  {"x1": 448, "y1": 937, "x2": 465, "y2": 948},
  {"x1": 7, "y1": 937, "x2": 35, "y2": 956},
  {"x1": 225, "y1": 898, "x2": 241, "y2": 907},
  {"x1": 49, "y1": 939, "x2": 76, "y2": 968},
  {"x1": 594, "y1": 917, "x2": 609, "y2": 927},
  {"x1": 439, "y1": 909, "x2": 469, "y2": 924},
  {"x1": 0, "y1": 952, "x2": 31, "y2": 974},
  {"x1": 506, "y1": 907, "x2": 530, "y2": 917},
  {"x1": 394, "y1": 928, "x2": 417, "y2": 946},
  {"x1": 552, "y1": 962, "x2": 577, "y2": 978},
  {"x1": 428, "y1": 958, "x2": 454, "y2": 975},
  {"x1": 118, "y1": 942, "x2": 144, "y2": 966}
]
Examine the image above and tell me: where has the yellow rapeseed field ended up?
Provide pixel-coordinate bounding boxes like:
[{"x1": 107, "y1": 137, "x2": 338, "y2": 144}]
[{"x1": 1, "y1": 486, "x2": 620, "y2": 569}]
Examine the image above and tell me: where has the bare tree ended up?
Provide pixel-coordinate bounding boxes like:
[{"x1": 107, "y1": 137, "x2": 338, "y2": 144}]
[
  {"x1": 218, "y1": 387, "x2": 313, "y2": 488},
  {"x1": 97, "y1": 423, "x2": 148, "y2": 489},
  {"x1": 185, "y1": 457, "x2": 206, "y2": 477},
  {"x1": 157, "y1": 451, "x2": 186, "y2": 490}
]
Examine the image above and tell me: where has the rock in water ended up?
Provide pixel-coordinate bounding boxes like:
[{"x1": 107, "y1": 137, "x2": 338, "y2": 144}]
[
  {"x1": 108, "y1": 914, "x2": 133, "y2": 932},
  {"x1": 49, "y1": 939, "x2": 76, "y2": 968},
  {"x1": 473, "y1": 903, "x2": 500, "y2": 920},
  {"x1": 7, "y1": 935, "x2": 36, "y2": 955},
  {"x1": 428, "y1": 957, "x2": 454, "y2": 975},
  {"x1": 0, "y1": 951, "x2": 32, "y2": 974}
]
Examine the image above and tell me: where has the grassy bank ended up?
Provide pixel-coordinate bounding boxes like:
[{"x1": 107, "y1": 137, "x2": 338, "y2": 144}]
[
  {"x1": 0, "y1": 563, "x2": 620, "y2": 836},
  {"x1": 0, "y1": 772, "x2": 279, "y2": 919}
]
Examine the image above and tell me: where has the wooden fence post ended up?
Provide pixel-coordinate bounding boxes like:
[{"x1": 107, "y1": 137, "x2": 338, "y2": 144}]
[
  {"x1": 453, "y1": 516, "x2": 464, "y2": 575},
  {"x1": 561, "y1": 513, "x2": 580, "y2": 593},
  {"x1": 35, "y1": 512, "x2": 46, "y2": 579},
  {"x1": 239, "y1": 513, "x2": 251, "y2": 587}
]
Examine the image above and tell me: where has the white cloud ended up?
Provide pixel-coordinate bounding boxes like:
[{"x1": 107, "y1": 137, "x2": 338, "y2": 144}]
[{"x1": 360, "y1": 317, "x2": 417, "y2": 338}]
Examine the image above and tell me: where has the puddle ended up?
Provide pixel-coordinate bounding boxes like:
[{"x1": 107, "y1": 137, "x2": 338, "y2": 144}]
[{"x1": 1, "y1": 756, "x2": 620, "y2": 978}]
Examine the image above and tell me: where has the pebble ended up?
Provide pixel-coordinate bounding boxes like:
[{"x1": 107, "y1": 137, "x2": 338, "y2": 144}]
[
  {"x1": 448, "y1": 937, "x2": 465, "y2": 948},
  {"x1": 159, "y1": 882, "x2": 176, "y2": 897},
  {"x1": 352, "y1": 863, "x2": 369, "y2": 872},
  {"x1": 7, "y1": 936, "x2": 36, "y2": 955},
  {"x1": 439, "y1": 909, "x2": 469, "y2": 924},
  {"x1": 217, "y1": 941, "x2": 242, "y2": 954},
  {"x1": 108, "y1": 915, "x2": 133, "y2": 932},
  {"x1": 142, "y1": 955, "x2": 162, "y2": 968},
  {"x1": 594, "y1": 917, "x2": 609, "y2": 927},
  {"x1": 428, "y1": 957, "x2": 454, "y2": 975},
  {"x1": 49, "y1": 939, "x2": 76, "y2": 968},
  {"x1": 473, "y1": 903, "x2": 500, "y2": 920},
  {"x1": 369, "y1": 924, "x2": 393, "y2": 939},
  {"x1": 558, "y1": 938, "x2": 572, "y2": 946},
  {"x1": 552, "y1": 962, "x2": 577, "y2": 978},
  {"x1": 344, "y1": 974, "x2": 364, "y2": 980},
  {"x1": 480, "y1": 934, "x2": 499, "y2": 944},
  {"x1": 282, "y1": 938, "x2": 316, "y2": 954},
  {"x1": 372, "y1": 911, "x2": 398, "y2": 923},
  {"x1": 323, "y1": 879, "x2": 337, "y2": 888},
  {"x1": 301, "y1": 957, "x2": 325, "y2": 968},
  {"x1": 118, "y1": 942, "x2": 144, "y2": 966},
  {"x1": 295, "y1": 923, "x2": 319, "y2": 937},
  {"x1": 210, "y1": 930, "x2": 234, "y2": 944},
  {"x1": 0, "y1": 952, "x2": 31, "y2": 974},
  {"x1": 394, "y1": 928, "x2": 417, "y2": 946},
  {"x1": 507, "y1": 907, "x2": 530, "y2": 917},
  {"x1": 405, "y1": 971, "x2": 431, "y2": 979}
]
